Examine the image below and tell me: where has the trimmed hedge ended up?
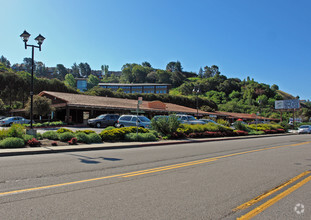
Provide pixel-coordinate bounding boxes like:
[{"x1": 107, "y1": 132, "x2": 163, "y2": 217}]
[
  {"x1": 42, "y1": 131, "x2": 59, "y2": 140},
  {"x1": 75, "y1": 130, "x2": 95, "y2": 134},
  {"x1": 88, "y1": 133, "x2": 102, "y2": 143},
  {"x1": 99, "y1": 126, "x2": 149, "y2": 142},
  {"x1": 56, "y1": 128, "x2": 74, "y2": 133},
  {"x1": 0, "y1": 137, "x2": 25, "y2": 148},
  {"x1": 76, "y1": 132, "x2": 91, "y2": 144},
  {"x1": 125, "y1": 133, "x2": 157, "y2": 142},
  {"x1": 59, "y1": 132, "x2": 76, "y2": 142},
  {"x1": 177, "y1": 123, "x2": 233, "y2": 134}
]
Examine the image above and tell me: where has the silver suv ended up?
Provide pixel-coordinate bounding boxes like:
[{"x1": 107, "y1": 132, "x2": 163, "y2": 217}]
[
  {"x1": 176, "y1": 114, "x2": 205, "y2": 125},
  {"x1": 117, "y1": 115, "x2": 151, "y2": 128}
]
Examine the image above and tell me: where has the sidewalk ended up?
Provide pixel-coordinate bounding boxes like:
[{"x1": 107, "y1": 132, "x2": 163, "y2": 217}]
[{"x1": 0, "y1": 133, "x2": 296, "y2": 157}]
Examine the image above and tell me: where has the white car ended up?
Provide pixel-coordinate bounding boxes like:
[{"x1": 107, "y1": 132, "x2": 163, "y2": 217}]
[
  {"x1": 298, "y1": 125, "x2": 311, "y2": 134},
  {"x1": 0, "y1": 116, "x2": 32, "y2": 127}
]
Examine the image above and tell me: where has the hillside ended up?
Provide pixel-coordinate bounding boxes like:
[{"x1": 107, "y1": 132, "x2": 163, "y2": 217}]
[{"x1": 276, "y1": 90, "x2": 296, "y2": 100}]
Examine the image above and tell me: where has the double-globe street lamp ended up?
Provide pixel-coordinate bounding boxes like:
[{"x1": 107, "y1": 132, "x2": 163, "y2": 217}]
[{"x1": 20, "y1": 30, "x2": 45, "y2": 131}]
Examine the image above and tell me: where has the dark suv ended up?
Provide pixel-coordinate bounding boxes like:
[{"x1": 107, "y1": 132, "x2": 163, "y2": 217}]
[{"x1": 87, "y1": 114, "x2": 119, "y2": 128}]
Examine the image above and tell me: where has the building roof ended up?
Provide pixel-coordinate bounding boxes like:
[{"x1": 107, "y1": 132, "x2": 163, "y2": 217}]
[{"x1": 39, "y1": 91, "x2": 210, "y2": 115}]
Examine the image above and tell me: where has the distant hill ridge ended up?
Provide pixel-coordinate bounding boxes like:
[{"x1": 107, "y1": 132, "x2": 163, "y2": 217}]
[{"x1": 276, "y1": 90, "x2": 296, "y2": 100}]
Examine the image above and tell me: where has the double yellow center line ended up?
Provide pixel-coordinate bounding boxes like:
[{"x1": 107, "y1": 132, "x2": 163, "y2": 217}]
[
  {"x1": 236, "y1": 171, "x2": 311, "y2": 219},
  {"x1": 1, "y1": 140, "x2": 311, "y2": 197}
]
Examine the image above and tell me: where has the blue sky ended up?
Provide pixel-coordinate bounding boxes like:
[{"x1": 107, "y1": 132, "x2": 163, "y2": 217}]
[{"x1": 1, "y1": 0, "x2": 310, "y2": 99}]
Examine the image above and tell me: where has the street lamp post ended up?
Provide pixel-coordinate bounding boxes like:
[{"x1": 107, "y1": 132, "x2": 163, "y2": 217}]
[
  {"x1": 20, "y1": 30, "x2": 45, "y2": 131},
  {"x1": 193, "y1": 87, "x2": 200, "y2": 117}
]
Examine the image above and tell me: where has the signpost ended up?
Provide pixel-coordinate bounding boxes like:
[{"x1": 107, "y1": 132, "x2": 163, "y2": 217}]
[{"x1": 136, "y1": 97, "x2": 143, "y2": 138}]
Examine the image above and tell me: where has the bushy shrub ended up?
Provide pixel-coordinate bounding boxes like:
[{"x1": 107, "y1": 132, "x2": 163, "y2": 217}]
[
  {"x1": 0, "y1": 137, "x2": 25, "y2": 148},
  {"x1": 248, "y1": 130, "x2": 265, "y2": 135},
  {"x1": 59, "y1": 132, "x2": 76, "y2": 142},
  {"x1": 149, "y1": 129, "x2": 160, "y2": 138},
  {"x1": 216, "y1": 119, "x2": 230, "y2": 127},
  {"x1": 33, "y1": 123, "x2": 43, "y2": 127},
  {"x1": 56, "y1": 128, "x2": 74, "y2": 133},
  {"x1": 88, "y1": 133, "x2": 102, "y2": 143},
  {"x1": 151, "y1": 115, "x2": 180, "y2": 136},
  {"x1": 75, "y1": 132, "x2": 91, "y2": 144},
  {"x1": 42, "y1": 131, "x2": 59, "y2": 140},
  {"x1": 7, "y1": 124, "x2": 25, "y2": 138},
  {"x1": 35, "y1": 133, "x2": 43, "y2": 140},
  {"x1": 104, "y1": 126, "x2": 116, "y2": 131},
  {"x1": 99, "y1": 126, "x2": 148, "y2": 141},
  {"x1": 75, "y1": 130, "x2": 95, "y2": 134},
  {"x1": 248, "y1": 123, "x2": 284, "y2": 132},
  {"x1": 125, "y1": 133, "x2": 157, "y2": 142},
  {"x1": 27, "y1": 138, "x2": 41, "y2": 147},
  {"x1": 0, "y1": 128, "x2": 8, "y2": 140},
  {"x1": 233, "y1": 121, "x2": 249, "y2": 131},
  {"x1": 50, "y1": 121, "x2": 66, "y2": 126},
  {"x1": 23, "y1": 134, "x2": 34, "y2": 143},
  {"x1": 234, "y1": 130, "x2": 248, "y2": 136},
  {"x1": 177, "y1": 123, "x2": 233, "y2": 135}
]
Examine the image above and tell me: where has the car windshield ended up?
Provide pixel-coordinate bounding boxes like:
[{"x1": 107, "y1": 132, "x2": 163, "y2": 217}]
[
  {"x1": 187, "y1": 116, "x2": 196, "y2": 120},
  {"x1": 138, "y1": 116, "x2": 150, "y2": 122},
  {"x1": 97, "y1": 115, "x2": 105, "y2": 119}
]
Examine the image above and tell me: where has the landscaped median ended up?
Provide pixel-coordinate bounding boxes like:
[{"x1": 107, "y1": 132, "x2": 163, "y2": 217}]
[{"x1": 0, "y1": 119, "x2": 287, "y2": 149}]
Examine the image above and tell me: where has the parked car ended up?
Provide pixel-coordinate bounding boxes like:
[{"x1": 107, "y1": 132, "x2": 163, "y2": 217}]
[
  {"x1": 0, "y1": 116, "x2": 7, "y2": 120},
  {"x1": 298, "y1": 125, "x2": 311, "y2": 134},
  {"x1": 0, "y1": 116, "x2": 33, "y2": 127},
  {"x1": 200, "y1": 119, "x2": 219, "y2": 125},
  {"x1": 87, "y1": 114, "x2": 119, "y2": 128},
  {"x1": 117, "y1": 115, "x2": 151, "y2": 128},
  {"x1": 175, "y1": 114, "x2": 205, "y2": 125}
]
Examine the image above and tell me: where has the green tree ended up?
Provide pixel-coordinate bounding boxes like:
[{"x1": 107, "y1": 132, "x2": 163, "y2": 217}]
[
  {"x1": 71, "y1": 63, "x2": 80, "y2": 77},
  {"x1": 101, "y1": 64, "x2": 109, "y2": 76},
  {"x1": 54, "y1": 64, "x2": 68, "y2": 80},
  {"x1": 142, "y1": 61, "x2": 152, "y2": 68},
  {"x1": 166, "y1": 61, "x2": 182, "y2": 72},
  {"x1": 79, "y1": 62, "x2": 92, "y2": 77},
  {"x1": 23, "y1": 57, "x2": 33, "y2": 73},
  {"x1": 0, "y1": 56, "x2": 11, "y2": 68},
  {"x1": 0, "y1": 98, "x2": 5, "y2": 114},
  {"x1": 198, "y1": 67, "x2": 203, "y2": 78},
  {"x1": 64, "y1": 74, "x2": 76, "y2": 88},
  {"x1": 271, "y1": 84, "x2": 279, "y2": 91},
  {"x1": 87, "y1": 74, "x2": 100, "y2": 90},
  {"x1": 132, "y1": 65, "x2": 149, "y2": 83},
  {"x1": 25, "y1": 95, "x2": 55, "y2": 117}
]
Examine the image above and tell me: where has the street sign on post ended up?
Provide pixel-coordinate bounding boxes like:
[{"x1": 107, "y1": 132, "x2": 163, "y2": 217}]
[{"x1": 138, "y1": 97, "x2": 143, "y2": 105}]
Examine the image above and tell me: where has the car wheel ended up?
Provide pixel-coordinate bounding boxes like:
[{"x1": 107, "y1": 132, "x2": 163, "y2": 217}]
[
  {"x1": 8, "y1": 123, "x2": 13, "y2": 127},
  {"x1": 114, "y1": 123, "x2": 118, "y2": 127},
  {"x1": 119, "y1": 124, "x2": 124, "y2": 128},
  {"x1": 96, "y1": 122, "x2": 101, "y2": 128}
]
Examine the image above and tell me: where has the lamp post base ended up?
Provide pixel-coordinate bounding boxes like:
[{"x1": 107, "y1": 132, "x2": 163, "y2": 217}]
[{"x1": 26, "y1": 129, "x2": 37, "y2": 136}]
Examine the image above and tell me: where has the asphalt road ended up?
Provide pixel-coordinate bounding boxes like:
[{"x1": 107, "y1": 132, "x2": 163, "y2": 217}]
[{"x1": 1, "y1": 135, "x2": 311, "y2": 219}]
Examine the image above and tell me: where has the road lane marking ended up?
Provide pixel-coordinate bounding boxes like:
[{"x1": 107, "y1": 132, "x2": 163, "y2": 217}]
[
  {"x1": 237, "y1": 173, "x2": 311, "y2": 220},
  {"x1": 122, "y1": 158, "x2": 218, "y2": 177},
  {"x1": 233, "y1": 171, "x2": 311, "y2": 211},
  {"x1": 1, "y1": 140, "x2": 311, "y2": 197}
]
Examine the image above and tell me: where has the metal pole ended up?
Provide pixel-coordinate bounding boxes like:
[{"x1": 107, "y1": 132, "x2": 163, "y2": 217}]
[
  {"x1": 30, "y1": 46, "x2": 34, "y2": 130},
  {"x1": 136, "y1": 103, "x2": 139, "y2": 138},
  {"x1": 196, "y1": 92, "x2": 199, "y2": 117}
]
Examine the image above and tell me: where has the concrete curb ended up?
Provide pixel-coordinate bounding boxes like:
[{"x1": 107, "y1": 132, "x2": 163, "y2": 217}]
[{"x1": 0, "y1": 133, "x2": 296, "y2": 157}]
